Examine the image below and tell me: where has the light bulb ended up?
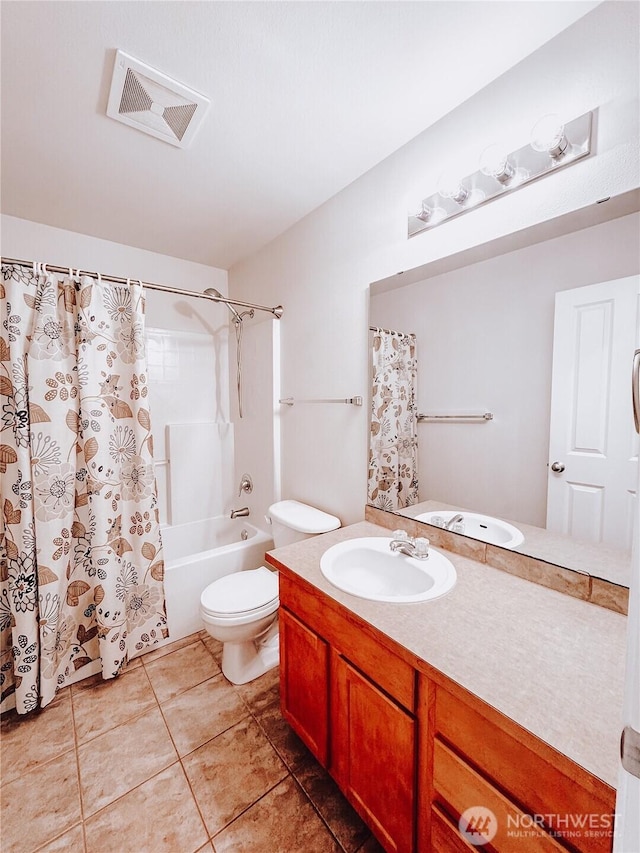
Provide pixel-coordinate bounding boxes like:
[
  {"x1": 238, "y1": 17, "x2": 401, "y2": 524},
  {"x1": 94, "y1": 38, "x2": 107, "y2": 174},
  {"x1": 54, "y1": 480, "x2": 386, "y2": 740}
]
[
  {"x1": 530, "y1": 114, "x2": 568, "y2": 158},
  {"x1": 413, "y1": 201, "x2": 447, "y2": 225},
  {"x1": 479, "y1": 144, "x2": 515, "y2": 184},
  {"x1": 415, "y1": 201, "x2": 432, "y2": 222},
  {"x1": 438, "y1": 170, "x2": 469, "y2": 205}
]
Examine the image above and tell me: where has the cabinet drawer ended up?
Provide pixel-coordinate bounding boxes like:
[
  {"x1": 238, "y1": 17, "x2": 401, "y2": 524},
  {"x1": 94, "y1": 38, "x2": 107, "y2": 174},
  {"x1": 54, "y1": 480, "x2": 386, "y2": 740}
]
[
  {"x1": 435, "y1": 687, "x2": 614, "y2": 852},
  {"x1": 434, "y1": 739, "x2": 566, "y2": 852},
  {"x1": 279, "y1": 572, "x2": 415, "y2": 711}
]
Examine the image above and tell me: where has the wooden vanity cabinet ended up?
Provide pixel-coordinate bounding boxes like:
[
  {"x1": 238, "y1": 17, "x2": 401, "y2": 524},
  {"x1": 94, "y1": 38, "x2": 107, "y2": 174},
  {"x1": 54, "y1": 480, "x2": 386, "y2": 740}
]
[
  {"x1": 275, "y1": 567, "x2": 616, "y2": 853},
  {"x1": 278, "y1": 571, "x2": 418, "y2": 853}
]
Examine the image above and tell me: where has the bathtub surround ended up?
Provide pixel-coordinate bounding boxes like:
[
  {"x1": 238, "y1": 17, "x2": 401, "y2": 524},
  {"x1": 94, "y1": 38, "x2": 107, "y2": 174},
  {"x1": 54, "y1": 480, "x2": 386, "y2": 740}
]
[
  {"x1": 1, "y1": 264, "x2": 167, "y2": 714},
  {"x1": 165, "y1": 421, "x2": 234, "y2": 526}
]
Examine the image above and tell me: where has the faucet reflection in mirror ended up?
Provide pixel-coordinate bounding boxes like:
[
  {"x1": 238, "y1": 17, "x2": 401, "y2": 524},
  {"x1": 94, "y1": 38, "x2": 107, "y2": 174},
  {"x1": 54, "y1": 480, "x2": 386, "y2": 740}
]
[{"x1": 367, "y1": 327, "x2": 419, "y2": 510}]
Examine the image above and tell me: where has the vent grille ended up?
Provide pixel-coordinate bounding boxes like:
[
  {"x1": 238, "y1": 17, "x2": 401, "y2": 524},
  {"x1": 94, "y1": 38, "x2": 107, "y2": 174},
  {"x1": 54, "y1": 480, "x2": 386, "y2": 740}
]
[
  {"x1": 119, "y1": 68, "x2": 153, "y2": 114},
  {"x1": 107, "y1": 50, "x2": 210, "y2": 148},
  {"x1": 163, "y1": 103, "x2": 198, "y2": 141}
]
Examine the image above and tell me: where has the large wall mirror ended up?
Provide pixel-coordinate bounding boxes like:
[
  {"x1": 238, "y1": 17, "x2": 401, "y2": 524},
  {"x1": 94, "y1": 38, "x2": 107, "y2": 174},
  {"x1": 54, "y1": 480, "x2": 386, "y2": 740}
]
[{"x1": 368, "y1": 191, "x2": 640, "y2": 588}]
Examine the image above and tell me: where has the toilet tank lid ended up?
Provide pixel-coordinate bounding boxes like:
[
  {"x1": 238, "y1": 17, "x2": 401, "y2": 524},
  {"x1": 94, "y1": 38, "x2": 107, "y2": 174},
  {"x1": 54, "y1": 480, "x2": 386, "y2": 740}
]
[{"x1": 268, "y1": 500, "x2": 341, "y2": 534}]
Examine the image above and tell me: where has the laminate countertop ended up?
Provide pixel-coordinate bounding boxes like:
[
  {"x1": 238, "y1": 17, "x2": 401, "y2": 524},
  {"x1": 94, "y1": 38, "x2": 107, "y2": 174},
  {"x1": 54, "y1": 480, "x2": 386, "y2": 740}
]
[{"x1": 266, "y1": 520, "x2": 627, "y2": 788}]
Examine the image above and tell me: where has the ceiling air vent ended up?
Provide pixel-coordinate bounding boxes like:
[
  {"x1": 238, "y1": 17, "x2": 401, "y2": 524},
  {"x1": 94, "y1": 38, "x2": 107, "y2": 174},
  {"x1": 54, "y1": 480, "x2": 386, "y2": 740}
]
[{"x1": 106, "y1": 50, "x2": 210, "y2": 148}]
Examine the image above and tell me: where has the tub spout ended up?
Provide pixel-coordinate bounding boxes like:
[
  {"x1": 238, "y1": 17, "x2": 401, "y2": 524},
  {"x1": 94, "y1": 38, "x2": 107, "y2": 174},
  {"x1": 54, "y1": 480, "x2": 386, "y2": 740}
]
[{"x1": 231, "y1": 507, "x2": 250, "y2": 519}]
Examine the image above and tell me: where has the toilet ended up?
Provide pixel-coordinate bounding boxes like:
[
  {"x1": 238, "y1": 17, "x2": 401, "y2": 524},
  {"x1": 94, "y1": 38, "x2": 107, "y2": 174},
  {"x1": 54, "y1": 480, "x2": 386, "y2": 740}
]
[{"x1": 200, "y1": 500, "x2": 340, "y2": 684}]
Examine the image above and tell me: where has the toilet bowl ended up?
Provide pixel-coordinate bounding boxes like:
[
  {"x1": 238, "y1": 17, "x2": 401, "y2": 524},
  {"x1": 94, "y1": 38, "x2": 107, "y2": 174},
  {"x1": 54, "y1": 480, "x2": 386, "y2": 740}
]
[
  {"x1": 200, "y1": 567, "x2": 279, "y2": 685},
  {"x1": 200, "y1": 500, "x2": 340, "y2": 684}
]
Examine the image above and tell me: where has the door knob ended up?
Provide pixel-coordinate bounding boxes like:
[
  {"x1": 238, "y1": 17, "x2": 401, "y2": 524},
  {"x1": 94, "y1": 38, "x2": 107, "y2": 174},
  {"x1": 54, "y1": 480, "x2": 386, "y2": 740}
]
[{"x1": 550, "y1": 461, "x2": 565, "y2": 473}]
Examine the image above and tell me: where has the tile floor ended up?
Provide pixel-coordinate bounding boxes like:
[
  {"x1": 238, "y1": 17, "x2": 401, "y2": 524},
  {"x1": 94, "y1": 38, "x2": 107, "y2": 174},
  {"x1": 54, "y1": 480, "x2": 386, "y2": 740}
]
[{"x1": 1, "y1": 631, "x2": 384, "y2": 853}]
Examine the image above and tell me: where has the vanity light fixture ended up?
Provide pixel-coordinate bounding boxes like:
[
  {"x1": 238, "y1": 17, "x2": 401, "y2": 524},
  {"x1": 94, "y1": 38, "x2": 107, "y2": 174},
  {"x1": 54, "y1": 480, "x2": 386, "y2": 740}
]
[{"x1": 408, "y1": 110, "x2": 593, "y2": 237}]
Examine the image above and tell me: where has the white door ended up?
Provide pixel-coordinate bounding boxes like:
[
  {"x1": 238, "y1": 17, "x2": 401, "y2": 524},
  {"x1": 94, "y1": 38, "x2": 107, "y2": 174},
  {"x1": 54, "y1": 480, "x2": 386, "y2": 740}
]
[
  {"x1": 613, "y1": 348, "x2": 640, "y2": 852},
  {"x1": 546, "y1": 276, "x2": 640, "y2": 548}
]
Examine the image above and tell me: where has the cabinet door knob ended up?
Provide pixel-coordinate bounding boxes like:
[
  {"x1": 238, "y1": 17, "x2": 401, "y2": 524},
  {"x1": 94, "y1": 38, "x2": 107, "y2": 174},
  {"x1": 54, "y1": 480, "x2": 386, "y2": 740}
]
[{"x1": 550, "y1": 461, "x2": 565, "y2": 473}]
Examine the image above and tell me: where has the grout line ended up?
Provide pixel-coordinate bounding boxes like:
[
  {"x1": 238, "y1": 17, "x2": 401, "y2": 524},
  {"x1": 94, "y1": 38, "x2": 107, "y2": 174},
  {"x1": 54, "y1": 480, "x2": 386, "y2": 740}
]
[
  {"x1": 171, "y1": 758, "x2": 210, "y2": 853},
  {"x1": 68, "y1": 683, "x2": 89, "y2": 851},
  {"x1": 72, "y1": 669, "x2": 157, "y2": 748},
  {"x1": 81, "y1": 758, "x2": 183, "y2": 826},
  {"x1": 31, "y1": 821, "x2": 85, "y2": 853},
  {"x1": 210, "y1": 774, "x2": 293, "y2": 843},
  {"x1": 177, "y1": 753, "x2": 214, "y2": 850},
  {"x1": 143, "y1": 642, "x2": 222, "y2": 706},
  {"x1": 288, "y1": 770, "x2": 354, "y2": 853}
]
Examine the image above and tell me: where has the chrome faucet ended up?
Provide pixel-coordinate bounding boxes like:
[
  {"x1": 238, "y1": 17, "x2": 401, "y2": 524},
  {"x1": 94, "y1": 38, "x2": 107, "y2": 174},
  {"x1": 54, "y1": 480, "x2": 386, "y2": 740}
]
[
  {"x1": 389, "y1": 533, "x2": 430, "y2": 560},
  {"x1": 444, "y1": 513, "x2": 464, "y2": 531},
  {"x1": 230, "y1": 507, "x2": 250, "y2": 519}
]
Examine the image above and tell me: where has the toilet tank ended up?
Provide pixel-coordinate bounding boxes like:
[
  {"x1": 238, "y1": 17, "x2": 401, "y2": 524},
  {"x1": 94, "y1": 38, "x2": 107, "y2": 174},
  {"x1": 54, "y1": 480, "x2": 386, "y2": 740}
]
[{"x1": 267, "y1": 500, "x2": 340, "y2": 547}]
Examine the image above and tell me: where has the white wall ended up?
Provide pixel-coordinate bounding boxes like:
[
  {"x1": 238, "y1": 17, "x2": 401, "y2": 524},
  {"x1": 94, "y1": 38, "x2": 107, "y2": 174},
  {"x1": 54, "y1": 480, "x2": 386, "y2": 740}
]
[
  {"x1": 371, "y1": 211, "x2": 640, "y2": 527},
  {"x1": 228, "y1": 2, "x2": 640, "y2": 525},
  {"x1": 1, "y1": 215, "x2": 234, "y2": 528}
]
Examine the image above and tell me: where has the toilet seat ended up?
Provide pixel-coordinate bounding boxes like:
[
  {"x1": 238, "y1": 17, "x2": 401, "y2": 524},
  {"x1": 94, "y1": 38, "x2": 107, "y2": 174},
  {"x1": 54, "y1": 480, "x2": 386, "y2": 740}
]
[{"x1": 200, "y1": 567, "x2": 278, "y2": 621}]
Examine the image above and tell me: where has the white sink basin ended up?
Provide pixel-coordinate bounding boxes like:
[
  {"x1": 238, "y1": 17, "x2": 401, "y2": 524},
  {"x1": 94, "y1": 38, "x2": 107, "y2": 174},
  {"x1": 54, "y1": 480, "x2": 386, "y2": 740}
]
[
  {"x1": 415, "y1": 511, "x2": 524, "y2": 549},
  {"x1": 319, "y1": 537, "x2": 456, "y2": 603}
]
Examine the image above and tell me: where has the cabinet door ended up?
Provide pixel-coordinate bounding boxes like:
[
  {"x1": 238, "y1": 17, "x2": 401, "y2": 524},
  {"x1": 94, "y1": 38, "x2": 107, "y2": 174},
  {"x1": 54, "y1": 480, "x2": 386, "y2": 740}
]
[
  {"x1": 331, "y1": 652, "x2": 416, "y2": 853},
  {"x1": 279, "y1": 607, "x2": 329, "y2": 765}
]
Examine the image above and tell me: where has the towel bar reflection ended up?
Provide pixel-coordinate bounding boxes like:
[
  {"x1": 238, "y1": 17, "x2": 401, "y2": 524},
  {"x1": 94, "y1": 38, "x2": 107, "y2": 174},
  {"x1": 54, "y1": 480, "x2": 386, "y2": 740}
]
[
  {"x1": 417, "y1": 412, "x2": 493, "y2": 422},
  {"x1": 279, "y1": 397, "x2": 363, "y2": 406}
]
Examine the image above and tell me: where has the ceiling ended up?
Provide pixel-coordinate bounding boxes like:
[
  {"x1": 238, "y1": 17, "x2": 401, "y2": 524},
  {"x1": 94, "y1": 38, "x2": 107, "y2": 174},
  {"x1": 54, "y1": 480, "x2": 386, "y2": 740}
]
[{"x1": 0, "y1": 1, "x2": 600, "y2": 270}]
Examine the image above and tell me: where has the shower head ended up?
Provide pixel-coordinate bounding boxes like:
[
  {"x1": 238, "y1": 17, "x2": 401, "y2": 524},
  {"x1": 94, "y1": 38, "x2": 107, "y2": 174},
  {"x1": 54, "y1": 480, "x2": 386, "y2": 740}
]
[{"x1": 204, "y1": 288, "x2": 242, "y2": 322}]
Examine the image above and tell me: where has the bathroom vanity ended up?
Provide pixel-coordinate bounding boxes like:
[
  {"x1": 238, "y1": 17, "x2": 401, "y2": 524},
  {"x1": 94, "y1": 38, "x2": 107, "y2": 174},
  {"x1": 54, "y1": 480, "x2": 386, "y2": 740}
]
[{"x1": 266, "y1": 521, "x2": 625, "y2": 853}]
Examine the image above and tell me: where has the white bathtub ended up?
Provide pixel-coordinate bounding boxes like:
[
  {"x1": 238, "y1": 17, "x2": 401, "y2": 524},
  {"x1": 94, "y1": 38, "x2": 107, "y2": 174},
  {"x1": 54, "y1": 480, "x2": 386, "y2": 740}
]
[{"x1": 162, "y1": 517, "x2": 274, "y2": 642}]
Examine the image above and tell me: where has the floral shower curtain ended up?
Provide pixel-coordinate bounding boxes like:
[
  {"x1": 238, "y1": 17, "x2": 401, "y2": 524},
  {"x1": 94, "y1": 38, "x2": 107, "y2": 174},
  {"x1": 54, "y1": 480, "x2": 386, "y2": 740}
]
[
  {"x1": 367, "y1": 328, "x2": 419, "y2": 511},
  {"x1": 1, "y1": 263, "x2": 167, "y2": 714}
]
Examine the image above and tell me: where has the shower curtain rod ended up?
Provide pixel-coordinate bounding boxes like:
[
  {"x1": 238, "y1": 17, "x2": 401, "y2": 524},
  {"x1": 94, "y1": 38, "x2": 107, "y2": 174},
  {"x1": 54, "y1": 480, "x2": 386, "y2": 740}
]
[
  {"x1": 1, "y1": 256, "x2": 284, "y2": 319},
  {"x1": 369, "y1": 325, "x2": 414, "y2": 336}
]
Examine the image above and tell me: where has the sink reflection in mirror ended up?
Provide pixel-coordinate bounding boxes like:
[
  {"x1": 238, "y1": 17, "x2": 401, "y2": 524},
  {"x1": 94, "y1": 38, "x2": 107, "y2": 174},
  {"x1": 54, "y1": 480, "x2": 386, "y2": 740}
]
[
  {"x1": 320, "y1": 537, "x2": 456, "y2": 603},
  {"x1": 415, "y1": 511, "x2": 524, "y2": 549}
]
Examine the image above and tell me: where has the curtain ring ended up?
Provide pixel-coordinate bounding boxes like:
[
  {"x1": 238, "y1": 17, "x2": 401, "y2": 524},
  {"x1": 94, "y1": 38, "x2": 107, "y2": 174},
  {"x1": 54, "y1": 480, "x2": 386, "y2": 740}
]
[
  {"x1": 33, "y1": 261, "x2": 38, "y2": 276},
  {"x1": 41, "y1": 263, "x2": 48, "y2": 275},
  {"x1": 97, "y1": 272, "x2": 102, "y2": 284},
  {"x1": 68, "y1": 266, "x2": 73, "y2": 279}
]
